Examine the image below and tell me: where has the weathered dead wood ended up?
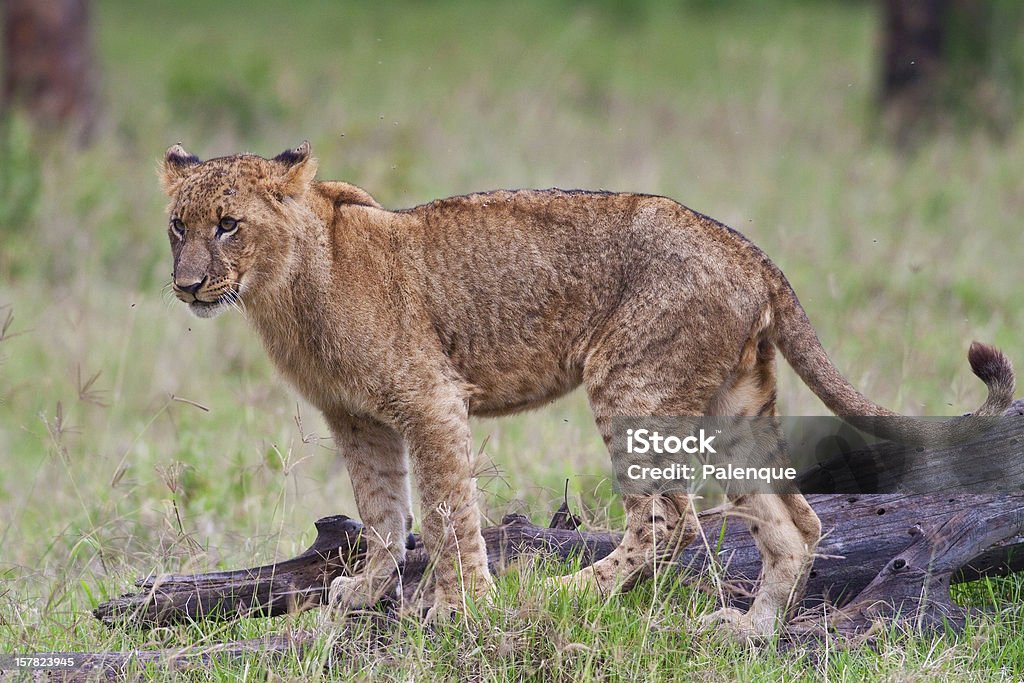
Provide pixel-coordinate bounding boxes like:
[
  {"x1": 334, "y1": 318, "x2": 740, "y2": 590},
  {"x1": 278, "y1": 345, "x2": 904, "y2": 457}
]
[
  {"x1": 54, "y1": 491, "x2": 1024, "y2": 679},
  {"x1": 94, "y1": 492, "x2": 1024, "y2": 631},
  {"x1": 93, "y1": 515, "x2": 367, "y2": 627},
  {"x1": 816, "y1": 505, "x2": 1024, "y2": 637},
  {"x1": 68, "y1": 491, "x2": 1024, "y2": 676}
]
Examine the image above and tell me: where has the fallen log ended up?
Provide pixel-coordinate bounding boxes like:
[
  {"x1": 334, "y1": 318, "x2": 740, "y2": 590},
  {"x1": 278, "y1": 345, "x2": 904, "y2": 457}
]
[
  {"x1": 95, "y1": 407, "x2": 1024, "y2": 631},
  {"x1": 94, "y1": 491, "x2": 1024, "y2": 631},
  {"x1": 74, "y1": 492, "x2": 1024, "y2": 677},
  {"x1": 44, "y1": 490, "x2": 1022, "y2": 679}
]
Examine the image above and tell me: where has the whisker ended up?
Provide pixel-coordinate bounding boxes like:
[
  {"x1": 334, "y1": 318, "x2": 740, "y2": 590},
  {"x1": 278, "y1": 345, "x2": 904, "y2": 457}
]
[
  {"x1": 228, "y1": 290, "x2": 248, "y2": 317},
  {"x1": 160, "y1": 281, "x2": 178, "y2": 309},
  {"x1": 216, "y1": 288, "x2": 245, "y2": 318}
]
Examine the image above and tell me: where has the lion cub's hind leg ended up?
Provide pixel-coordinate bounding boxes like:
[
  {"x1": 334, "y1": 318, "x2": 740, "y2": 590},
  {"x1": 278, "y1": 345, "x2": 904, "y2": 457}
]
[
  {"x1": 548, "y1": 492, "x2": 699, "y2": 595},
  {"x1": 548, "y1": 320, "x2": 737, "y2": 596},
  {"x1": 700, "y1": 341, "x2": 821, "y2": 640},
  {"x1": 700, "y1": 493, "x2": 820, "y2": 640}
]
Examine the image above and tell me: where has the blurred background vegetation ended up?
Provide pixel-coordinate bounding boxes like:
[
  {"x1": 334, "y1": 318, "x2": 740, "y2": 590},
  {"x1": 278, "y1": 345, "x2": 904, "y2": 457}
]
[{"x1": 0, "y1": 0, "x2": 1023, "y2": 659}]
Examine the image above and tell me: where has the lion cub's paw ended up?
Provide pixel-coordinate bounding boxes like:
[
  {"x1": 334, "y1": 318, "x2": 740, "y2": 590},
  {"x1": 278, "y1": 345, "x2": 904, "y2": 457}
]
[
  {"x1": 423, "y1": 595, "x2": 457, "y2": 624},
  {"x1": 542, "y1": 566, "x2": 599, "y2": 596},
  {"x1": 699, "y1": 607, "x2": 777, "y2": 643},
  {"x1": 423, "y1": 582, "x2": 495, "y2": 623},
  {"x1": 327, "y1": 575, "x2": 396, "y2": 613}
]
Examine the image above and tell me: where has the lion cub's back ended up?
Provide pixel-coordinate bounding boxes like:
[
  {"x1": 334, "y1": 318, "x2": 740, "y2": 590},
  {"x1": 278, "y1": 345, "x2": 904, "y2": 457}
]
[
  {"x1": 405, "y1": 187, "x2": 758, "y2": 299},
  {"x1": 399, "y1": 189, "x2": 768, "y2": 414}
]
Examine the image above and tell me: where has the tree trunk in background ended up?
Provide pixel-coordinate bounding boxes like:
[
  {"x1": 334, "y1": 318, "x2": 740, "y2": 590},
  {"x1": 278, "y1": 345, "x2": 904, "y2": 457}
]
[
  {"x1": 2, "y1": 0, "x2": 98, "y2": 143},
  {"x1": 879, "y1": 0, "x2": 946, "y2": 144},
  {"x1": 879, "y1": 0, "x2": 1024, "y2": 145}
]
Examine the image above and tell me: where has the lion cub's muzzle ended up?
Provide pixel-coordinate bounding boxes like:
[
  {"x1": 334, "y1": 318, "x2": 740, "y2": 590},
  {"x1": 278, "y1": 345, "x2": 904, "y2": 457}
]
[{"x1": 172, "y1": 273, "x2": 241, "y2": 318}]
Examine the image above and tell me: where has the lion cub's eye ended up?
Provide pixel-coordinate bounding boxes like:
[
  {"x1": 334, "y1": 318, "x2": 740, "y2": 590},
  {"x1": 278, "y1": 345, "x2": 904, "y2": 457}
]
[
  {"x1": 216, "y1": 216, "x2": 239, "y2": 239},
  {"x1": 170, "y1": 219, "x2": 186, "y2": 239}
]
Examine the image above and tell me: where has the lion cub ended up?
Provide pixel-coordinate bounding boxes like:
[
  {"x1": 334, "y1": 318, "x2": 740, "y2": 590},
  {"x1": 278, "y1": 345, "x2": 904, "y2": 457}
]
[{"x1": 160, "y1": 142, "x2": 1013, "y2": 637}]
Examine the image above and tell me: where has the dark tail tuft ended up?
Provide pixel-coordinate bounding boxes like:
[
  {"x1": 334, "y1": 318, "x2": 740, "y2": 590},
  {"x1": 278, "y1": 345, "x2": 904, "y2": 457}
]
[
  {"x1": 968, "y1": 341, "x2": 1013, "y2": 386},
  {"x1": 967, "y1": 341, "x2": 1015, "y2": 415}
]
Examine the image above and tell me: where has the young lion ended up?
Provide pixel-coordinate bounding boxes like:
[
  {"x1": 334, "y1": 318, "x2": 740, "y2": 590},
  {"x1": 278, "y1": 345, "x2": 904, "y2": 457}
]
[{"x1": 160, "y1": 142, "x2": 1014, "y2": 637}]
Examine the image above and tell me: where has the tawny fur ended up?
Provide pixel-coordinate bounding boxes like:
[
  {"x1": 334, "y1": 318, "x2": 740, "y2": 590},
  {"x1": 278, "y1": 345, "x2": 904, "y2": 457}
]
[{"x1": 160, "y1": 142, "x2": 1015, "y2": 636}]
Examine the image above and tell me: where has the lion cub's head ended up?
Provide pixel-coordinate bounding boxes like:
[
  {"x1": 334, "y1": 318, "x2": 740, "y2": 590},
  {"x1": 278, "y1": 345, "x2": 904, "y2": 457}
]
[{"x1": 159, "y1": 142, "x2": 318, "y2": 318}]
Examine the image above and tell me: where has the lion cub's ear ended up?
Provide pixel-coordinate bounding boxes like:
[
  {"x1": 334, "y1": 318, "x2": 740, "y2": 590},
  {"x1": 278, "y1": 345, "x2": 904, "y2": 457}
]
[
  {"x1": 271, "y1": 141, "x2": 318, "y2": 199},
  {"x1": 160, "y1": 144, "x2": 202, "y2": 194}
]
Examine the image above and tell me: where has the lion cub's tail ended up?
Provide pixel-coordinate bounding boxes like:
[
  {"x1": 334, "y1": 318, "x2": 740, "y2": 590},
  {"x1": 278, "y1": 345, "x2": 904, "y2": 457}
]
[{"x1": 769, "y1": 276, "x2": 1014, "y2": 446}]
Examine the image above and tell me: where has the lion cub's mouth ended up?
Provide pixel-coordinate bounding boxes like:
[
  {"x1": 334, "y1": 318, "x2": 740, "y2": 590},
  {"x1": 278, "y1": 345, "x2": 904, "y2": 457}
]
[
  {"x1": 187, "y1": 296, "x2": 231, "y2": 318},
  {"x1": 182, "y1": 286, "x2": 241, "y2": 319}
]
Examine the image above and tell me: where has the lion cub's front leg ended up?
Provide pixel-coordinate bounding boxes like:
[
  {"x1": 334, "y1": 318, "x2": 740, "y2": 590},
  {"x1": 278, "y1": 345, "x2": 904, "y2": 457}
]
[
  {"x1": 326, "y1": 412, "x2": 412, "y2": 612},
  {"x1": 401, "y1": 387, "x2": 494, "y2": 620}
]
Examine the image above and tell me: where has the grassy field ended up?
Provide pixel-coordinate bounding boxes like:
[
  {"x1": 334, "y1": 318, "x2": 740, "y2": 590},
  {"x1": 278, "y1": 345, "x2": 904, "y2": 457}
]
[{"x1": 2, "y1": 0, "x2": 1024, "y2": 679}]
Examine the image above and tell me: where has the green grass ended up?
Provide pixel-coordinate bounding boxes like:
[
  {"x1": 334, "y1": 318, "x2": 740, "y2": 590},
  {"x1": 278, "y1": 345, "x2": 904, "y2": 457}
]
[{"x1": 2, "y1": 0, "x2": 1024, "y2": 679}]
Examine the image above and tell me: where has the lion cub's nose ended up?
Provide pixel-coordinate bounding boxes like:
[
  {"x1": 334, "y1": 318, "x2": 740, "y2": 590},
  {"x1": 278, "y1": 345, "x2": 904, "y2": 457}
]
[{"x1": 174, "y1": 275, "x2": 207, "y2": 296}]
